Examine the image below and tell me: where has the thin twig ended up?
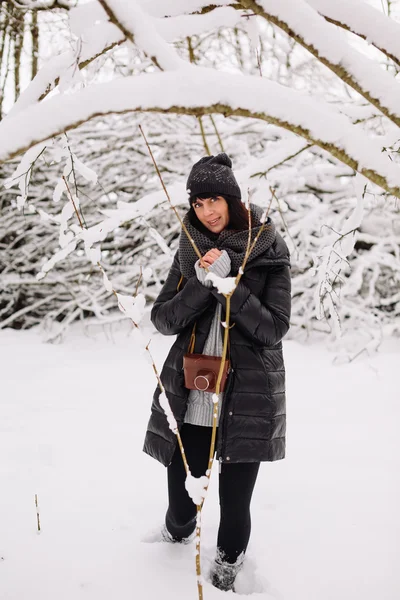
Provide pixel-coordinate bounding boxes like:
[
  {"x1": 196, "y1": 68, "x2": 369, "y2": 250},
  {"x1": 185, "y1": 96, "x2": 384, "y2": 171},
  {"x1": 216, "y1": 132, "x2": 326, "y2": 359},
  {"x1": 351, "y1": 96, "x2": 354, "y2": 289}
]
[
  {"x1": 134, "y1": 266, "x2": 143, "y2": 297},
  {"x1": 139, "y1": 125, "x2": 204, "y2": 264},
  {"x1": 198, "y1": 116, "x2": 211, "y2": 154},
  {"x1": 62, "y1": 173, "x2": 140, "y2": 328},
  {"x1": 270, "y1": 187, "x2": 298, "y2": 259},
  {"x1": 62, "y1": 176, "x2": 84, "y2": 229},
  {"x1": 145, "y1": 340, "x2": 190, "y2": 474},
  {"x1": 209, "y1": 115, "x2": 224, "y2": 152},
  {"x1": 34, "y1": 494, "x2": 40, "y2": 532},
  {"x1": 239, "y1": 194, "x2": 273, "y2": 277}
]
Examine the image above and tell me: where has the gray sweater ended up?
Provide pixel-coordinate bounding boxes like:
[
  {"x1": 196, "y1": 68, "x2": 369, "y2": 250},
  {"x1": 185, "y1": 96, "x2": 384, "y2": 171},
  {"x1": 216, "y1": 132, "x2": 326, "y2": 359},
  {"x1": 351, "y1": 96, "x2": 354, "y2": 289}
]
[{"x1": 184, "y1": 250, "x2": 231, "y2": 427}]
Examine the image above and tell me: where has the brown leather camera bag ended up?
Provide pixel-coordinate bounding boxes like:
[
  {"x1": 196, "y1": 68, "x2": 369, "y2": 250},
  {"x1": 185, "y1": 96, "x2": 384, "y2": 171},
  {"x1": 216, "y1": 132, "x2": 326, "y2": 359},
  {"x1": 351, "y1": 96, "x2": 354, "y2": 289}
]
[{"x1": 183, "y1": 326, "x2": 230, "y2": 393}]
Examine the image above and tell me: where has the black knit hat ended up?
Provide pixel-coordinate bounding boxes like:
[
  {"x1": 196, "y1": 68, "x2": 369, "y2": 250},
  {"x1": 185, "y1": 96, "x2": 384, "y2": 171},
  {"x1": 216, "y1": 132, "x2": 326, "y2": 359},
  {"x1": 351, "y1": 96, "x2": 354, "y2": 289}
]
[{"x1": 186, "y1": 153, "x2": 241, "y2": 203}]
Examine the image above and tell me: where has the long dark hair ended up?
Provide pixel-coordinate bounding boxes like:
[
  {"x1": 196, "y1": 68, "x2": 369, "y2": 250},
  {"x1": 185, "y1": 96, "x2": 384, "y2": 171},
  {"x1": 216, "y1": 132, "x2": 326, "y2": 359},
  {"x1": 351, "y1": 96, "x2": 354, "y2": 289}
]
[{"x1": 189, "y1": 193, "x2": 254, "y2": 236}]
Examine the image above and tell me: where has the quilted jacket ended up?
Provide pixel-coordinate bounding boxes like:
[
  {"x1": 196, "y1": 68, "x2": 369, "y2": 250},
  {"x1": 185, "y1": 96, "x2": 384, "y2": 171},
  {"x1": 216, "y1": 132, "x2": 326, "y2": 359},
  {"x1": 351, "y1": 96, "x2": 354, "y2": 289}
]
[{"x1": 143, "y1": 232, "x2": 291, "y2": 466}]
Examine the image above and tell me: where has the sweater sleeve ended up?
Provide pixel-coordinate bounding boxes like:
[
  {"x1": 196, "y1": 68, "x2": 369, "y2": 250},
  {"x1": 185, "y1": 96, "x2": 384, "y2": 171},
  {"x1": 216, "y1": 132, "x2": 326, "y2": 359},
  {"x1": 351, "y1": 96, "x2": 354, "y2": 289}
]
[
  {"x1": 211, "y1": 264, "x2": 291, "y2": 347},
  {"x1": 194, "y1": 250, "x2": 231, "y2": 288},
  {"x1": 151, "y1": 251, "x2": 214, "y2": 336}
]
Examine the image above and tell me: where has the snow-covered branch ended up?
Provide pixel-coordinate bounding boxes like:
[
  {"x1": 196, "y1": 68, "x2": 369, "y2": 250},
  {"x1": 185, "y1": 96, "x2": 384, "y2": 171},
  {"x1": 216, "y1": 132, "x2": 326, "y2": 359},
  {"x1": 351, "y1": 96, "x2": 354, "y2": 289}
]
[
  {"x1": 97, "y1": 0, "x2": 186, "y2": 71},
  {"x1": 240, "y1": 0, "x2": 400, "y2": 129},
  {"x1": 2, "y1": 68, "x2": 400, "y2": 198},
  {"x1": 7, "y1": 4, "x2": 241, "y2": 118},
  {"x1": 7, "y1": 22, "x2": 125, "y2": 118},
  {"x1": 307, "y1": 0, "x2": 400, "y2": 67},
  {"x1": 11, "y1": 0, "x2": 73, "y2": 10}
]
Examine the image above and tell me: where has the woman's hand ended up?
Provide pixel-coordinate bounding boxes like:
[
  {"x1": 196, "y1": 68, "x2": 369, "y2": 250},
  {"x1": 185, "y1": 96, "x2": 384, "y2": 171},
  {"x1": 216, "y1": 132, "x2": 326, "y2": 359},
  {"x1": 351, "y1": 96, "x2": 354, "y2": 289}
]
[{"x1": 200, "y1": 248, "x2": 222, "y2": 268}]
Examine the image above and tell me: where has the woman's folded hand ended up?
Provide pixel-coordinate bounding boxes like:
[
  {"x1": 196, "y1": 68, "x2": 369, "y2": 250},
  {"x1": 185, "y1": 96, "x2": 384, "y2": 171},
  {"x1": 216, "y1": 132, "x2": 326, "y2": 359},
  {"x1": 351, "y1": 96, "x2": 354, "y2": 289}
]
[{"x1": 200, "y1": 248, "x2": 222, "y2": 268}]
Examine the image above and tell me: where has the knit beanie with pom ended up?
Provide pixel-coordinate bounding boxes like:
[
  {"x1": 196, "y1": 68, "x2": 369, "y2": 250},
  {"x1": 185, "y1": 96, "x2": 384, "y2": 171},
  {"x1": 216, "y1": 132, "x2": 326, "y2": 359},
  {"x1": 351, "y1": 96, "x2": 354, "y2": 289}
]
[{"x1": 186, "y1": 153, "x2": 241, "y2": 203}]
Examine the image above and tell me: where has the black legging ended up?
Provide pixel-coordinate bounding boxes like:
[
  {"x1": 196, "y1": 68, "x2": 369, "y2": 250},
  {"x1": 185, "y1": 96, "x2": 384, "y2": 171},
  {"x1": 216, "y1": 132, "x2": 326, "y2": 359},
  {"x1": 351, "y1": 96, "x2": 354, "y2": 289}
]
[{"x1": 166, "y1": 424, "x2": 260, "y2": 564}]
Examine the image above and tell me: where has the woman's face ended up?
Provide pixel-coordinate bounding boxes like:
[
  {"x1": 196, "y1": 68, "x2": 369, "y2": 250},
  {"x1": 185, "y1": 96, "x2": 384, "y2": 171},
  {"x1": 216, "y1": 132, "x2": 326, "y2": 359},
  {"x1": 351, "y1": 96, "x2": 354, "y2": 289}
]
[{"x1": 192, "y1": 196, "x2": 229, "y2": 234}]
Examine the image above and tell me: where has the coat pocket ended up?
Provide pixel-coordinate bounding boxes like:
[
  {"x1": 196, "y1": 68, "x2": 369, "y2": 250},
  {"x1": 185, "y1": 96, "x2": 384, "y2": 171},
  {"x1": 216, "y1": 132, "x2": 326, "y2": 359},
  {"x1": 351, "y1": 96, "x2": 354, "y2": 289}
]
[{"x1": 253, "y1": 346, "x2": 271, "y2": 396}]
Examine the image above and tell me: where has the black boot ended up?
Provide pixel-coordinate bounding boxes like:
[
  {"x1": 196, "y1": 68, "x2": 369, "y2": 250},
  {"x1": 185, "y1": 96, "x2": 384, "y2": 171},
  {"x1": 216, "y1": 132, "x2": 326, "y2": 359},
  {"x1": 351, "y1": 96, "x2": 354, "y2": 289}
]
[{"x1": 210, "y1": 551, "x2": 244, "y2": 592}]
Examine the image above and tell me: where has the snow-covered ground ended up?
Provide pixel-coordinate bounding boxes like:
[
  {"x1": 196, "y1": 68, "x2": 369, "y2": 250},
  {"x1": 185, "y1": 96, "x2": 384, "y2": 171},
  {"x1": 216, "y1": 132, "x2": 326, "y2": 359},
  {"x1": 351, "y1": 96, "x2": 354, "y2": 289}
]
[{"x1": 0, "y1": 323, "x2": 399, "y2": 599}]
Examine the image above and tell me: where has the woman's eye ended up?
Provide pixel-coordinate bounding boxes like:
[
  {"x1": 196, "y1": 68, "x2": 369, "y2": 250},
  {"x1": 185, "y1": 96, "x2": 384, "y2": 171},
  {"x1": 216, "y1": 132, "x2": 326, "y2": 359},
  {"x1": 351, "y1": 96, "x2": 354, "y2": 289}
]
[{"x1": 194, "y1": 203, "x2": 200, "y2": 209}]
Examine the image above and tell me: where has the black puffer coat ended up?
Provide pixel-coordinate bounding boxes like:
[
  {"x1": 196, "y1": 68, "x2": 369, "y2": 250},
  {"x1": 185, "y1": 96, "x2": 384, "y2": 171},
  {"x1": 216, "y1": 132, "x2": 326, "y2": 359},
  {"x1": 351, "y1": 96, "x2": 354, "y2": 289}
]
[{"x1": 143, "y1": 233, "x2": 291, "y2": 466}]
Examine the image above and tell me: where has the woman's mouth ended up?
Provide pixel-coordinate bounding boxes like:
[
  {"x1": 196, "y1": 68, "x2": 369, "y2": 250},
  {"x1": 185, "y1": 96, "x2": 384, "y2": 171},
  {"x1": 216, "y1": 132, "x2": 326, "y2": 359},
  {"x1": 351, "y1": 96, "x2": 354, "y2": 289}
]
[{"x1": 208, "y1": 217, "x2": 220, "y2": 226}]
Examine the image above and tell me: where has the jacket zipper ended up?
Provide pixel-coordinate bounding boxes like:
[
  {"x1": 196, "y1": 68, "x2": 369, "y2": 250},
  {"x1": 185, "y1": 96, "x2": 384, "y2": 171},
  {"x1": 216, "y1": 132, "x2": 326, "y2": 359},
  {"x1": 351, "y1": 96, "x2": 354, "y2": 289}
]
[
  {"x1": 217, "y1": 306, "x2": 234, "y2": 464},
  {"x1": 217, "y1": 366, "x2": 234, "y2": 463}
]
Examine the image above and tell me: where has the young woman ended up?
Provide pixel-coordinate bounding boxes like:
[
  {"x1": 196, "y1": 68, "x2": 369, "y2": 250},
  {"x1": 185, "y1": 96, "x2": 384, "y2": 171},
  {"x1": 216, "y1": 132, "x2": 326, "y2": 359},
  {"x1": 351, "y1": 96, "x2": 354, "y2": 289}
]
[{"x1": 143, "y1": 153, "x2": 291, "y2": 592}]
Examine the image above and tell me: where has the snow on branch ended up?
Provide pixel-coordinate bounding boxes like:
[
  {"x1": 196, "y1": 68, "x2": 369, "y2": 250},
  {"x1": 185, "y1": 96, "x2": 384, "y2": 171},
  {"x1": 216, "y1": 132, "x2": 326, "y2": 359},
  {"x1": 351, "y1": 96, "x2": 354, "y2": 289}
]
[
  {"x1": 2, "y1": 68, "x2": 400, "y2": 198},
  {"x1": 307, "y1": 0, "x2": 400, "y2": 67},
  {"x1": 155, "y1": 6, "x2": 242, "y2": 41},
  {"x1": 137, "y1": 0, "x2": 233, "y2": 19},
  {"x1": 205, "y1": 273, "x2": 237, "y2": 294},
  {"x1": 185, "y1": 473, "x2": 209, "y2": 506},
  {"x1": 241, "y1": 0, "x2": 400, "y2": 129},
  {"x1": 313, "y1": 173, "x2": 366, "y2": 338},
  {"x1": 7, "y1": 22, "x2": 124, "y2": 118},
  {"x1": 7, "y1": 4, "x2": 240, "y2": 118},
  {"x1": 14, "y1": 0, "x2": 73, "y2": 10},
  {"x1": 97, "y1": 0, "x2": 186, "y2": 71}
]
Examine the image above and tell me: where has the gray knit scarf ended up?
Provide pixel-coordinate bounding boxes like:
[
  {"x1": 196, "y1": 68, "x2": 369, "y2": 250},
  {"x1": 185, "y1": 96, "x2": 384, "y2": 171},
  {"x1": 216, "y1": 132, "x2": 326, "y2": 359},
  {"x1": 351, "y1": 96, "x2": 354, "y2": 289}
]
[{"x1": 179, "y1": 204, "x2": 276, "y2": 279}]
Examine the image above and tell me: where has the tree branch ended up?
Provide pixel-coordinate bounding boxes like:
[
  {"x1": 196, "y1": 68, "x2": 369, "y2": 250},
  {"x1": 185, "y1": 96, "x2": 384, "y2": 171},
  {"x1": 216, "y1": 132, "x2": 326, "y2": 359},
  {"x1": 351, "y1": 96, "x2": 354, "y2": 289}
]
[
  {"x1": 97, "y1": 0, "x2": 184, "y2": 72},
  {"x1": 323, "y1": 15, "x2": 400, "y2": 69},
  {"x1": 239, "y1": 0, "x2": 400, "y2": 129},
  {"x1": 1, "y1": 83, "x2": 400, "y2": 198},
  {"x1": 10, "y1": 1, "x2": 73, "y2": 11},
  {"x1": 307, "y1": 0, "x2": 400, "y2": 68}
]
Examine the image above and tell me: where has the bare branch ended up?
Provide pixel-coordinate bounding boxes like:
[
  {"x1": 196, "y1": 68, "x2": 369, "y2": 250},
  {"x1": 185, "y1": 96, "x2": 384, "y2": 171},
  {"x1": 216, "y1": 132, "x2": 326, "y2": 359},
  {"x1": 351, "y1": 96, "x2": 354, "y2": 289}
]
[{"x1": 30, "y1": 10, "x2": 39, "y2": 79}]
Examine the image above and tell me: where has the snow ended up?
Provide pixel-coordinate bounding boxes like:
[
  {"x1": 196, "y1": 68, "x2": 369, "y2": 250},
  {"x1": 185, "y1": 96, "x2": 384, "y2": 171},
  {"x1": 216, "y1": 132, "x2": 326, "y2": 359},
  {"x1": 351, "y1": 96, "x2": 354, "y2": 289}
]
[
  {"x1": 155, "y1": 7, "x2": 241, "y2": 42},
  {"x1": 69, "y1": 2, "x2": 109, "y2": 36},
  {"x1": 3, "y1": 143, "x2": 46, "y2": 210},
  {"x1": 53, "y1": 179, "x2": 66, "y2": 203},
  {"x1": 313, "y1": 174, "x2": 367, "y2": 332},
  {"x1": 159, "y1": 391, "x2": 178, "y2": 433},
  {"x1": 137, "y1": 0, "x2": 231, "y2": 18},
  {"x1": 116, "y1": 292, "x2": 146, "y2": 325},
  {"x1": 6, "y1": 5, "x2": 239, "y2": 120},
  {"x1": 102, "y1": 0, "x2": 187, "y2": 71},
  {"x1": 73, "y1": 155, "x2": 98, "y2": 185},
  {"x1": 307, "y1": 0, "x2": 400, "y2": 62},
  {"x1": 102, "y1": 271, "x2": 114, "y2": 293},
  {"x1": 257, "y1": 0, "x2": 400, "y2": 118},
  {"x1": 0, "y1": 324, "x2": 399, "y2": 599},
  {"x1": 1, "y1": 2, "x2": 400, "y2": 593},
  {"x1": 185, "y1": 473, "x2": 209, "y2": 505},
  {"x1": 6, "y1": 22, "x2": 124, "y2": 119},
  {"x1": 205, "y1": 273, "x2": 237, "y2": 295},
  {"x1": 36, "y1": 240, "x2": 77, "y2": 281},
  {"x1": 142, "y1": 267, "x2": 153, "y2": 282},
  {"x1": 243, "y1": 14, "x2": 261, "y2": 52},
  {"x1": 2, "y1": 67, "x2": 400, "y2": 195},
  {"x1": 148, "y1": 226, "x2": 173, "y2": 256}
]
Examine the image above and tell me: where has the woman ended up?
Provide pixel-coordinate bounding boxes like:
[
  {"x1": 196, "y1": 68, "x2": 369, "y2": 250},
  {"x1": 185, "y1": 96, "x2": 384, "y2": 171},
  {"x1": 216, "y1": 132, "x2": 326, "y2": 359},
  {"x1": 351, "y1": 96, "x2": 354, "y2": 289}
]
[{"x1": 143, "y1": 153, "x2": 291, "y2": 592}]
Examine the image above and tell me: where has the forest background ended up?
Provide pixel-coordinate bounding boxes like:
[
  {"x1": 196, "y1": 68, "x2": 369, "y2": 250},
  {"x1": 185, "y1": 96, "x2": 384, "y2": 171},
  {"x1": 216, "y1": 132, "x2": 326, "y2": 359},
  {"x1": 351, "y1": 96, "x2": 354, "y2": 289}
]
[{"x1": 0, "y1": 0, "x2": 400, "y2": 358}]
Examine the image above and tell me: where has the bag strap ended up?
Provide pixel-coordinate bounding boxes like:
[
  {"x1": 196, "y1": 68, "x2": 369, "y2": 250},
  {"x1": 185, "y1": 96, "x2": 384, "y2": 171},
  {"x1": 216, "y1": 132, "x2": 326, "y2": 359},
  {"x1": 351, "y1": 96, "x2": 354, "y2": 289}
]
[
  {"x1": 176, "y1": 274, "x2": 184, "y2": 292},
  {"x1": 187, "y1": 321, "x2": 231, "y2": 358},
  {"x1": 188, "y1": 324, "x2": 196, "y2": 354}
]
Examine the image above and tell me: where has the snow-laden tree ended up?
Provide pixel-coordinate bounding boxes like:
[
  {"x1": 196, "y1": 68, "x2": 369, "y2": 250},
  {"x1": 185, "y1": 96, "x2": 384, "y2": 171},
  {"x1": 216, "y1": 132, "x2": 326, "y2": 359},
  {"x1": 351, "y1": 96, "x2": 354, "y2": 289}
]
[
  {"x1": 0, "y1": 0, "x2": 400, "y2": 354},
  {"x1": 2, "y1": 3, "x2": 400, "y2": 596}
]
